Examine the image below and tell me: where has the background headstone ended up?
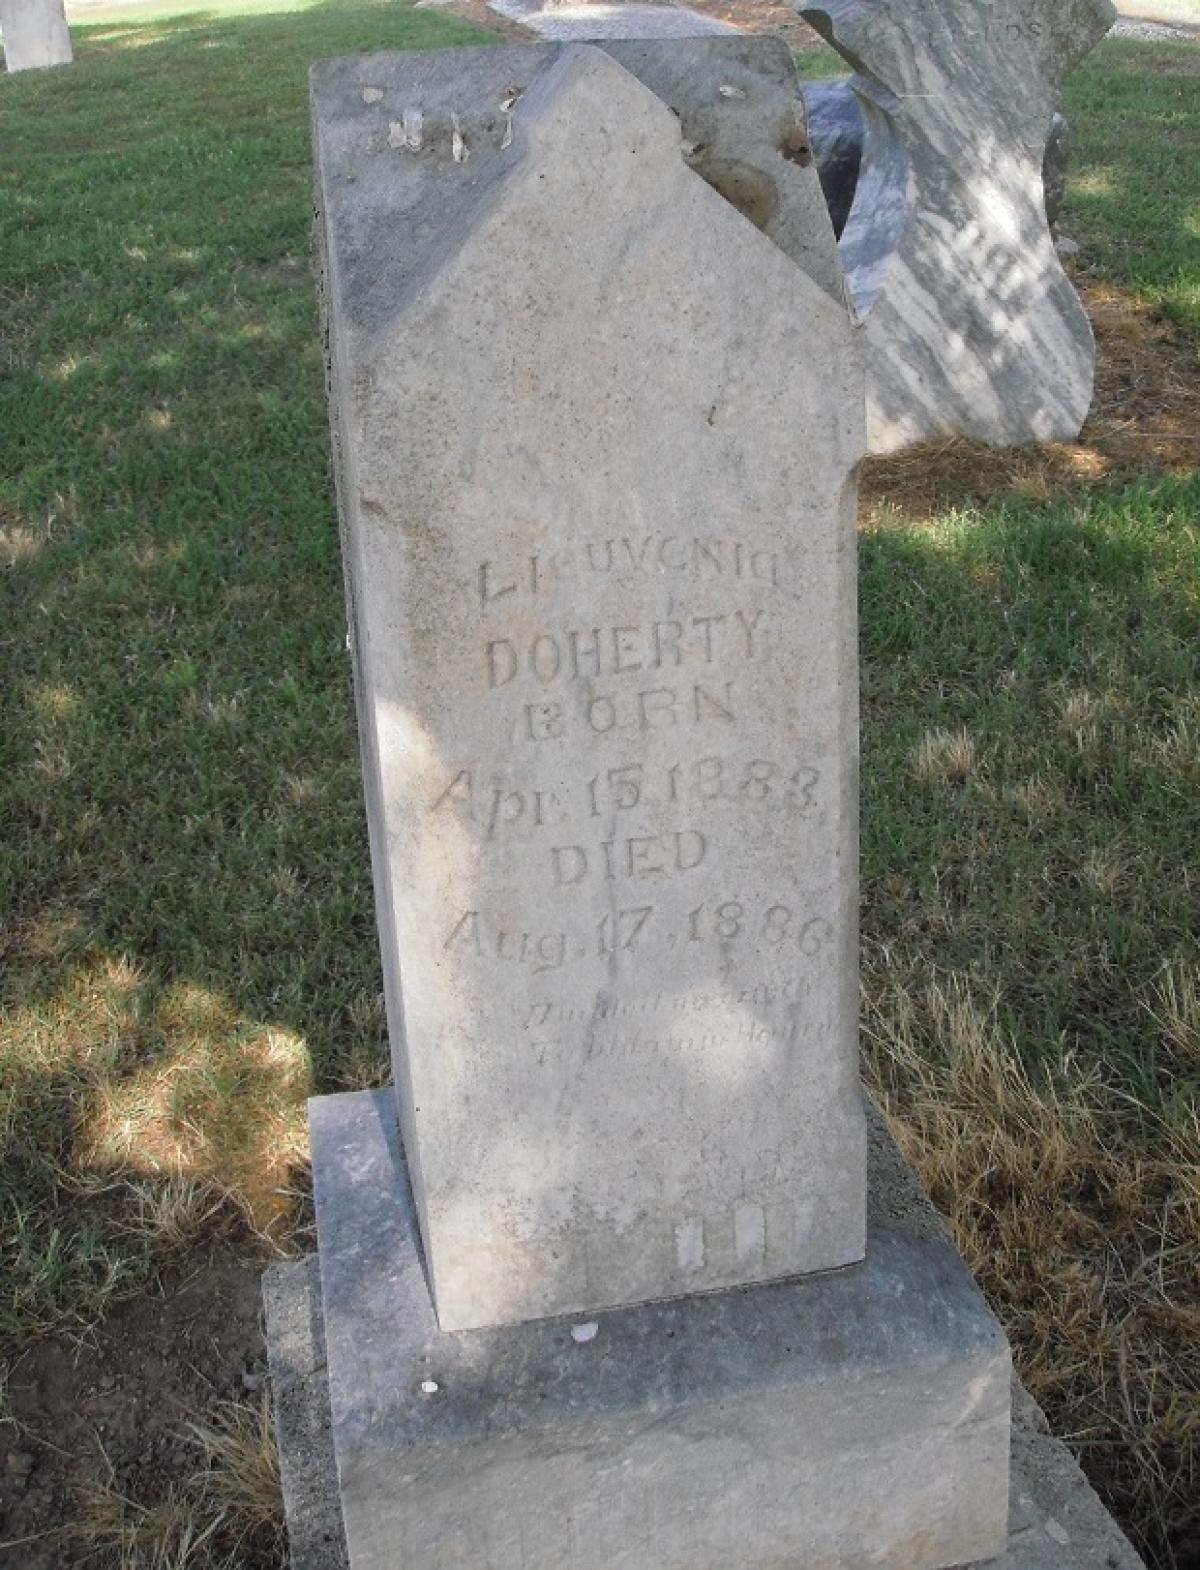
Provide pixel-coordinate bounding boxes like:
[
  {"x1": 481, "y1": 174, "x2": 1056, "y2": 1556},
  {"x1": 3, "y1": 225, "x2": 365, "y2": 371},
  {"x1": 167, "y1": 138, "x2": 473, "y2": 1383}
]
[
  {"x1": 314, "y1": 41, "x2": 866, "y2": 1333},
  {"x1": 804, "y1": 78, "x2": 1073, "y2": 237},
  {"x1": 798, "y1": 0, "x2": 1116, "y2": 452},
  {"x1": 0, "y1": 0, "x2": 72, "y2": 72}
]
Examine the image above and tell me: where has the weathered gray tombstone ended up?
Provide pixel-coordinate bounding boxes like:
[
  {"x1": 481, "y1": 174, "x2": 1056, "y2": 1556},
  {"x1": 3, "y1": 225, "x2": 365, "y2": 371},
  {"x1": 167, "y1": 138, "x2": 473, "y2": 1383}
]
[
  {"x1": 0, "y1": 0, "x2": 71, "y2": 72},
  {"x1": 797, "y1": 0, "x2": 1115, "y2": 452},
  {"x1": 276, "y1": 37, "x2": 1014, "y2": 1570},
  {"x1": 316, "y1": 38, "x2": 868, "y2": 1337}
]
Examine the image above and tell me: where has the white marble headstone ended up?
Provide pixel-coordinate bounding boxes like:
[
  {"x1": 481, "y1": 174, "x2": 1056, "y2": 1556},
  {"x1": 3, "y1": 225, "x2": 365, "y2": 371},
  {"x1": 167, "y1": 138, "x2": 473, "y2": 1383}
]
[
  {"x1": 1, "y1": 0, "x2": 72, "y2": 72},
  {"x1": 799, "y1": 0, "x2": 1116, "y2": 453}
]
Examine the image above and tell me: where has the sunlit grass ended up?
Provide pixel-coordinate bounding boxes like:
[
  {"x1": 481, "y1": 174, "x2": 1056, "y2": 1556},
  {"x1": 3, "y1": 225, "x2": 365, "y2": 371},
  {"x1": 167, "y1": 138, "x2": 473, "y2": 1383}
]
[{"x1": 1065, "y1": 38, "x2": 1200, "y2": 333}]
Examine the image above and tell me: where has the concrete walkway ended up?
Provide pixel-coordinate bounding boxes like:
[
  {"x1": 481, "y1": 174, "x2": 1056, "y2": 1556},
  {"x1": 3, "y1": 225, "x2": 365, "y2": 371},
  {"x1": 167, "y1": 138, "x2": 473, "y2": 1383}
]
[
  {"x1": 1111, "y1": 14, "x2": 1200, "y2": 36},
  {"x1": 486, "y1": 0, "x2": 735, "y2": 40}
]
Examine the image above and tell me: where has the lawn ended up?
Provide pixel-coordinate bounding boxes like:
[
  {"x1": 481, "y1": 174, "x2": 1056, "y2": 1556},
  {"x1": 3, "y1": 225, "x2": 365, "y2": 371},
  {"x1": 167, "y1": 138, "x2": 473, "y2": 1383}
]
[{"x1": 1, "y1": 5, "x2": 1198, "y2": 1567}]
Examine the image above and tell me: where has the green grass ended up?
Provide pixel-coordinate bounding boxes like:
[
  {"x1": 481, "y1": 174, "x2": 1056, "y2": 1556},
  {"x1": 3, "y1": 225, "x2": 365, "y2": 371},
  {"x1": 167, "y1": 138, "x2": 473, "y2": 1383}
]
[
  {"x1": 2, "y1": 10, "x2": 1199, "y2": 1567},
  {"x1": 856, "y1": 480, "x2": 1200, "y2": 1569},
  {"x1": 1065, "y1": 39, "x2": 1200, "y2": 331},
  {"x1": 862, "y1": 479, "x2": 1200, "y2": 1080}
]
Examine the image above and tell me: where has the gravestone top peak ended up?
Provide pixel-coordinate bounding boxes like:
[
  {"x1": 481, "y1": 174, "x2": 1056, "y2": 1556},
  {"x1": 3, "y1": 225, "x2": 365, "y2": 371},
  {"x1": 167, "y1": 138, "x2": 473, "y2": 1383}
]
[
  {"x1": 312, "y1": 39, "x2": 845, "y2": 337},
  {"x1": 312, "y1": 40, "x2": 866, "y2": 1332}
]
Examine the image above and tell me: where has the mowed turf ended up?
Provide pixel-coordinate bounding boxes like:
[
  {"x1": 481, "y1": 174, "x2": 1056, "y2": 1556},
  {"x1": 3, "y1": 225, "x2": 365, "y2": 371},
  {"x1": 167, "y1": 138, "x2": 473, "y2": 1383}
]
[{"x1": 2, "y1": 9, "x2": 1199, "y2": 1567}]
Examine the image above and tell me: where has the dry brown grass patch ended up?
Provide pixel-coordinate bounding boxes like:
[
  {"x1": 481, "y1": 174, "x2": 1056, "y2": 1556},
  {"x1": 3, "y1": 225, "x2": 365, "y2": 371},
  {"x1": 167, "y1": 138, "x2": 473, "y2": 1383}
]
[
  {"x1": 860, "y1": 280, "x2": 1200, "y2": 524},
  {"x1": 63, "y1": 1394, "x2": 283, "y2": 1569},
  {"x1": 863, "y1": 968, "x2": 1200, "y2": 1558},
  {"x1": 187, "y1": 1394, "x2": 284, "y2": 1547},
  {"x1": 911, "y1": 726, "x2": 979, "y2": 784},
  {"x1": 79, "y1": 1007, "x2": 310, "y2": 1240}
]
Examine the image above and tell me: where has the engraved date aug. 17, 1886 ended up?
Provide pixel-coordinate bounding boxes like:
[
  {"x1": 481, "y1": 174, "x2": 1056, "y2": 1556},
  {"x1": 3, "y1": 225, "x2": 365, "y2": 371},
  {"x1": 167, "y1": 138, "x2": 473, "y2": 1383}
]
[{"x1": 441, "y1": 901, "x2": 834, "y2": 974}]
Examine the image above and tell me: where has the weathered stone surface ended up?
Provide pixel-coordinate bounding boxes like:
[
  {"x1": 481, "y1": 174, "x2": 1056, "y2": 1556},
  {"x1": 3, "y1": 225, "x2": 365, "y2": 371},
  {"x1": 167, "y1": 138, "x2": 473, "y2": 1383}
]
[
  {"x1": 1042, "y1": 110, "x2": 1072, "y2": 228},
  {"x1": 797, "y1": 0, "x2": 1115, "y2": 452},
  {"x1": 313, "y1": 42, "x2": 865, "y2": 1332},
  {"x1": 0, "y1": 0, "x2": 71, "y2": 72},
  {"x1": 293, "y1": 1088, "x2": 1009, "y2": 1570},
  {"x1": 597, "y1": 37, "x2": 844, "y2": 302},
  {"x1": 263, "y1": 1262, "x2": 350, "y2": 1570},
  {"x1": 804, "y1": 77, "x2": 1073, "y2": 237}
]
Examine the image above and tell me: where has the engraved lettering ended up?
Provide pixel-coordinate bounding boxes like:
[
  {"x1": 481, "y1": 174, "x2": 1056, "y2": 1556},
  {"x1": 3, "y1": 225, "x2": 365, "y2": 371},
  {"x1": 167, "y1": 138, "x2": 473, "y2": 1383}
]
[
  {"x1": 612, "y1": 625, "x2": 643, "y2": 674},
  {"x1": 587, "y1": 694, "x2": 617, "y2": 733},
  {"x1": 638, "y1": 686, "x2": 677, "y2": 730},
  {"x1": 483, "y1": 787, "x2": 526, "y2": 838},
  {"x1": 695, "y1": 538, "x2": 723, "y2": 575},
  {"x1": 626, "y1": 835, "x2": 665, "y2": 878},
  {"x1": 551, "y1": 845, "x2": 588, "y2": 886},
  {"x1": 431, "y1": 768, "x2": 473, "y2": 814},
  {"x1": 621, "y1": 536, "x2": 654, "y2": 569},
  {"x1": 597, "y1": 906, "x2": 654, "y2": 954},
  {"x1": 478, "y1": 560, "x2": 516, "y2": 607},
  {"x1": 526, "y1": 701, "x2": 563, "y2": 741},
  {"x1": 487, "y1": 638, "x2": 518, "y2": 687},
  {"x1": 658, "y1": 536, "x2": 687, "y2": 569},
  {"x1": 690, "y1": 613, "x2": 724, "y2": 662},
  {"x1": 652, "y1": 619, "x2": 683, "y2": 668},
  {"x1": 444, "y1": 910, "x2": 481, "y2": 955},
  {"x1": 531, "y1": 634, "x2": 562, "y2": 682},
  {"x1": 733, "y1": 607, "x2": 765, "y2": 658},
  {"x1": 549, "y1": 830, "x2": 707, "y2": 887},
  {"x1": 674, "y1": 828, "x2": 706, "y2": 870},
  {"x1": 534, "y1": 932, "x2": 566, "y2": 973},
  {"x1": 569, "y1": 627, "x2": 602, "y2": 678}
]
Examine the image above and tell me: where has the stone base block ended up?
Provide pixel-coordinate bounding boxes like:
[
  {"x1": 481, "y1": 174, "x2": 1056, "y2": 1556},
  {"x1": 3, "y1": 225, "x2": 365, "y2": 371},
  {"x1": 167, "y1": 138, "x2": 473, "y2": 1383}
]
[
  {"x1": 279, "y1": 1089, "x2": 1017, "y2": 1570},
  {"x1": 266, "y1": 1250, "x2": 1147, "y2": 1570}
]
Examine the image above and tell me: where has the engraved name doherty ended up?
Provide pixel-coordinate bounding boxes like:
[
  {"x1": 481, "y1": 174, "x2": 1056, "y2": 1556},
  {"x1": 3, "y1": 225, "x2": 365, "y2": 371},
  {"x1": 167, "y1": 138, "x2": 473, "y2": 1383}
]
[
  {"x1": 315, "y1": 40, "x2": 867, "y2": 1329},
  {"x1": 485, "y1": 608, "x2": 768, "y2": 687}
]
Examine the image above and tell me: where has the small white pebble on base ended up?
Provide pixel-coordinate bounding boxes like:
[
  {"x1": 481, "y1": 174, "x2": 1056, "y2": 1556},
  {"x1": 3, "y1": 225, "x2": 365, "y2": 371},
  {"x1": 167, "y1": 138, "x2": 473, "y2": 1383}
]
[{"x1": 571, "y1": 1322, "x2": 599, "y2": 1344}]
